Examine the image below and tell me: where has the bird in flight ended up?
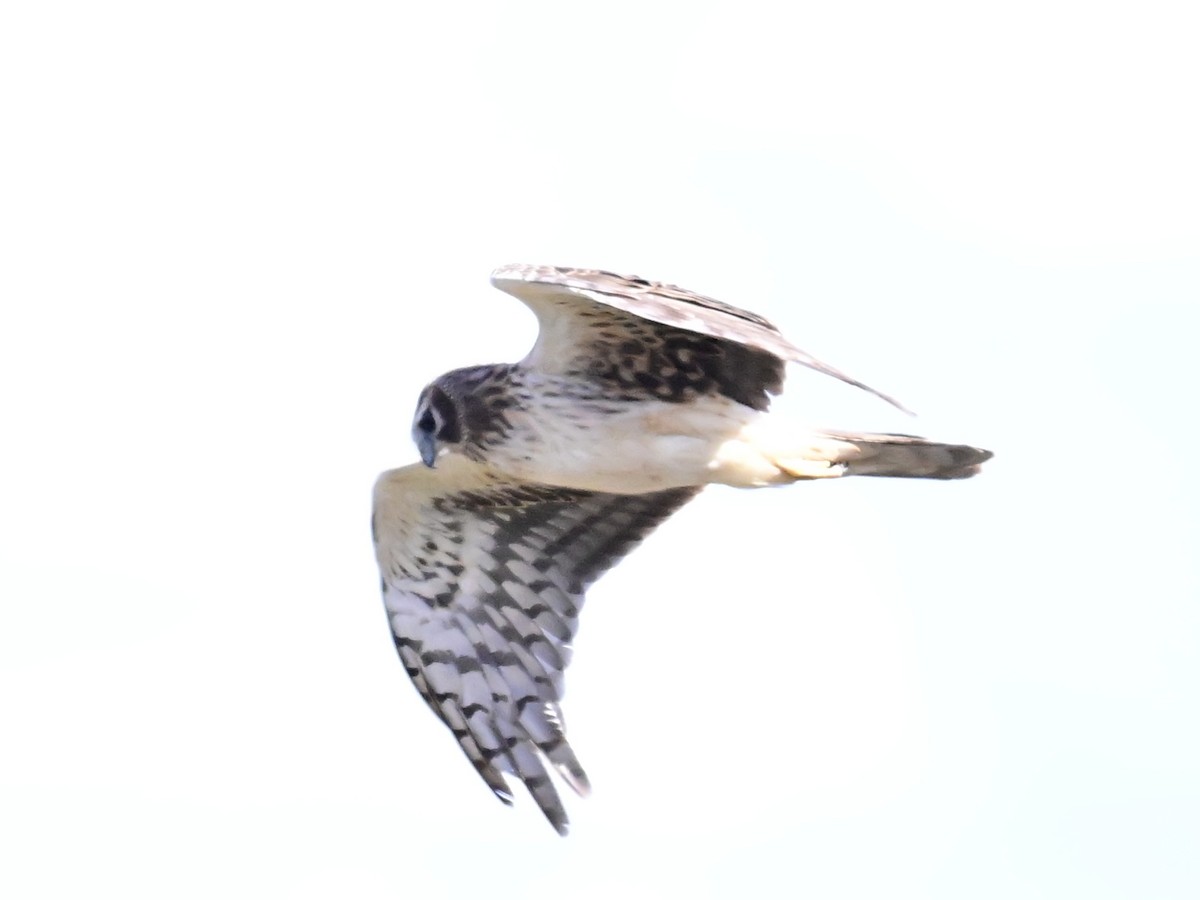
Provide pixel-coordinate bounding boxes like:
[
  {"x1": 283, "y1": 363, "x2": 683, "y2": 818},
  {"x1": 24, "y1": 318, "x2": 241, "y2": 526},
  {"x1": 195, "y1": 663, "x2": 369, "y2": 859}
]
[{"x1": 372, "y1": 264, "x2": 991, "y2": 834}]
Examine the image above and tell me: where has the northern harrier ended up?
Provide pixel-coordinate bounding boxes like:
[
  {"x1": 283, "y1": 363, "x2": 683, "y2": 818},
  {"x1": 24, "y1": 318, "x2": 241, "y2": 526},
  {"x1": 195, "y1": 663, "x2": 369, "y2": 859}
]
[{"x1": 373, "y1": 264, "x2": 991, "y2": 833}]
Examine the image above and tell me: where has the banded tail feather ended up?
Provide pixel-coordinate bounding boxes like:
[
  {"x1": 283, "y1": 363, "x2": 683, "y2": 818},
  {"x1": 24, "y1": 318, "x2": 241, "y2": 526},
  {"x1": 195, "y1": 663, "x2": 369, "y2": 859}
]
[{"x1": 775, "y1": 430, "x2": 993, "y2": 481}]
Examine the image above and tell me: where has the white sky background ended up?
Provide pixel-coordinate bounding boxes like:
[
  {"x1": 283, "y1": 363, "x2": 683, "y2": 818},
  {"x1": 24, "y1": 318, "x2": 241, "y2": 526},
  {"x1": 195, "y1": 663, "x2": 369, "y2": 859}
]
[{"x1": 1, "y1": 1, "x2": 1197, "y2": 897}]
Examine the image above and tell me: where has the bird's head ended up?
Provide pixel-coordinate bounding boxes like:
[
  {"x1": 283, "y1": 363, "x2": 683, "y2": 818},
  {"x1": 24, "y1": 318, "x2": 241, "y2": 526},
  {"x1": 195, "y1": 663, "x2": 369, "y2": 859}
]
[{"x1": 411, "y1": 381, "x2": 464, "y2": 468}]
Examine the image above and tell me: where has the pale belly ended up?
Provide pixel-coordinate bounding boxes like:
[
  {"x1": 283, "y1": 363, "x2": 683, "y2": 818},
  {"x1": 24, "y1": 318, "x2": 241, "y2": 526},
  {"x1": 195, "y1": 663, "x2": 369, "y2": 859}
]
[{"x1": 489, "y1": 395, "x2": 780, "y2": 494}]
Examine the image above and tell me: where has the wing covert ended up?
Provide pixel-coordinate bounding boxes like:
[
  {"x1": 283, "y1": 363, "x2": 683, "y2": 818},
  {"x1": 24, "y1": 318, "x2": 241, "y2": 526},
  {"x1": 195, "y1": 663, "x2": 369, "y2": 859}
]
[{"x1": 492, "y1": 263, "x2": 910, "y2": 414}]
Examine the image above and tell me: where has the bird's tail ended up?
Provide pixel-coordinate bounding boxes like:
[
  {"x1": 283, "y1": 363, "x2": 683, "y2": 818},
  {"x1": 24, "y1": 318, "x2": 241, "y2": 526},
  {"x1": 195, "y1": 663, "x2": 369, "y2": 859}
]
[{"x1": 773, "y1": 430, "x2": 993, "y2": 481}]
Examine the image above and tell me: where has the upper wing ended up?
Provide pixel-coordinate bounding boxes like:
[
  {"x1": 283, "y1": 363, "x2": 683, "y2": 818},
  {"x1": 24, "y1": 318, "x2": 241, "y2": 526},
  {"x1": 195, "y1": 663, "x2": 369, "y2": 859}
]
[
  {"x1": 492, "y1": 263, "x2": 910, "y2": 414},
  {"x1": 373, "y1": 456, "x2": 699, "y2": 834}
]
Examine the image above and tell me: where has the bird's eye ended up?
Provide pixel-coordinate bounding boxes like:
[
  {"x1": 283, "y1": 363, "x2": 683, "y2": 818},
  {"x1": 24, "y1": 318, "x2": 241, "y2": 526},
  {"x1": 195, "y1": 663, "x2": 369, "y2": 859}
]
[{"x1": 417, "y1": 410, "x2": 437, "y2": 433}]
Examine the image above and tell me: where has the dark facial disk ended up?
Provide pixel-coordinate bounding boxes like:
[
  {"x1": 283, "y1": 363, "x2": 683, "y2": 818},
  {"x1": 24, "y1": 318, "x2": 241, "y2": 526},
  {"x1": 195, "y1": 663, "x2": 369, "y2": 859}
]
[{"x1": 412, "y1": 384, "x2": 462, "y2": 467}]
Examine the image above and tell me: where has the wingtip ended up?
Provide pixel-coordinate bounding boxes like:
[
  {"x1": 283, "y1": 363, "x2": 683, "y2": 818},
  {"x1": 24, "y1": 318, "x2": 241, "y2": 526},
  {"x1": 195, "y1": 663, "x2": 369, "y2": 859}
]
[
  {"x1": 787, "y1": 348, "x2": 916, "y2": 417},
  {"x1": 491, "y1": 786, "x2": 515, "y2": 807},
  {"x1": 879, "y1": 389, "x2": 917, "y2": 418},
  {"x1": 555, "y1": 764, "x2": 592, "y2": 799},
  {"x1": 840, "y1": 373, "x2": 916, "y2": 417}
]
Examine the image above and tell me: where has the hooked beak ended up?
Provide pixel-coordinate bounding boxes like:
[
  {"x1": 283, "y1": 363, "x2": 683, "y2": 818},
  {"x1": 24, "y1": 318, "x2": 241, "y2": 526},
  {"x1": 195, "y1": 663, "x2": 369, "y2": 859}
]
[{"x1": 415, "y1": 430, "x2": 439, "y2": 468}]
